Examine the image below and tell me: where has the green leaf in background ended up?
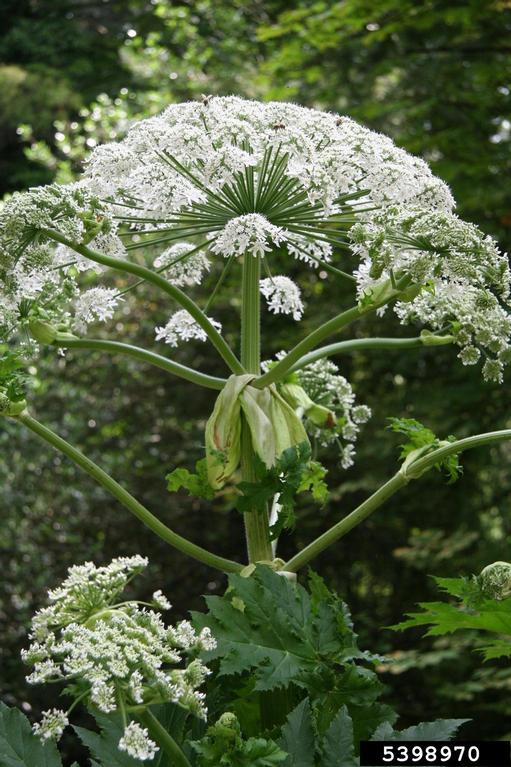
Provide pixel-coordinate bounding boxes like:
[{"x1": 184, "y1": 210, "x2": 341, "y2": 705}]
[
  {"x1": 0, "y1": 702, "x2": 62, "y2": 767},
  {"x1": 371, "y1": 718, "x2": 469, "y2": 741},
  {"x1": 75, "y1": 714, "x2": 147, "y2": 767},
  {"x1": 393, "y1": 575, "x2": 511, "y2": 660}
]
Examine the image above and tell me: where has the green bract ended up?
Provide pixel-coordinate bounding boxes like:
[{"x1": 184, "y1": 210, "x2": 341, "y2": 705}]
[{"x1": 205, "y1": 375, "x2": 308, "y2": 489}]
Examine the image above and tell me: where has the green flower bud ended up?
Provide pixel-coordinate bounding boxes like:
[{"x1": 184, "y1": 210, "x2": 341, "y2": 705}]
[
  {"x1": 478, "y1": 561, "x2": 511, "y2": 600},
  {"x1": 279, "y1": 382, "x2": 336, "y2": 428},
  {"x1": 29, "y1": 319, "x2": 58, "y2": 345},
  {"x1": 0, "y1": 391, "x2": 27, "y2": 417}
]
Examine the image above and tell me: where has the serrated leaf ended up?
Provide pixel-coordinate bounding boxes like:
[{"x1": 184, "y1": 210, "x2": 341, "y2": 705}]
[
  {"x1": 319, "y1": 706, "x2": 358, "y2": 767},
  {"x1": 166, "y1": 458, "x2": 215, "y2": 500},
  {"x1": 193, "y1": 566, "x2": 366, "y2": 693},
  {"x1": 279, "y1": 700, "x2": 315, "y2": 767},
  {"x1": 0, "y1": 703, "x2": 62, "y2": 767},
  {"x1": 371, "y1": 718, "x2": 469, "y2": 741}
]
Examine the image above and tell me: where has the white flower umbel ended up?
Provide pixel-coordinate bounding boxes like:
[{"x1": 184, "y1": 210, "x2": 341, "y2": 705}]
[
  {"x1": 211, "y1": 214, "x2": 286, "y2": 258},
  {"x1": 73, "y1": 287, "x2": 122, "y2": 333},
  {"x1": 153, "y1": 242, "x2": 210, "y2": 286},
  {"x1": 155, "y1": 309, "x2": 221, "y2": 347},
  {"x1": 23, "y1": 557, "x2": 216, "y2": 759},
  {"x1": 119, "y1": 721, "x2": 159, "y2": 761},
  {"x1": 32, "y1": 709, "x2": 69, "y2": 741},
  {"x1": 298, "y1": 358, "x2": 372, "y2": 464},
  {"x1": 260, "y1": 276, "x2": 304, "y2": 320},
  {"x1": 1, "y1": 96, "x2": 509, "y2": 378}
]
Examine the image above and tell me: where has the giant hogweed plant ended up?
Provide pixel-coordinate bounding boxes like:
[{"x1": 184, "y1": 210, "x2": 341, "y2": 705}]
[{"x1": 0, "y1": 96, "x2": 510, "y2": 763}]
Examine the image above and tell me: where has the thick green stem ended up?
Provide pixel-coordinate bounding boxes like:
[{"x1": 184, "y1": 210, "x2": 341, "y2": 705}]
[
  {"x1": 289, "y1": 335, "x2": 455, "y2": 372},
  {"x1": 55, "y1": 337, "x2": 225, "y2": 390},
  {"x1": 137, "y1": 709, "x2": 191, "y2": 767},
  {"x1": 16, "y1": 412, "x2": 242, "y2": 573},
  {"x1": 240, "y1": 254, "x2": 273, "y2": 563},
  {"x1": 253, "y1": 278, "x2": 411, "y2": 388},
  {"x1": 41, "y1": 228, "x2": 244, "y2": 375},
  {"x1": 284, "y1": 427, "x2": 511, "y2": 572}
]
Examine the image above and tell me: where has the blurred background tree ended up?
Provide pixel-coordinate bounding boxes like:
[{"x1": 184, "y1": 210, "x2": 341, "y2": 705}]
[{"x1": 1, "y1": 1, "x2": 511, "y2": 761}]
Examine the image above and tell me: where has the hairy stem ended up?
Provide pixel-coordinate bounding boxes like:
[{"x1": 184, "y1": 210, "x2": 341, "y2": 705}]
[
  {"x1": 137, "y1": 709, "x2": 191, "y2": 767},
  {"x1": 55, "y1": 337, "x2": 225, "y2": 390},
  {"x1": 284, "y1": 427, "x2": 511, "y2": 572},
  {"x1": 17, "y1": 412, "x2": 242, "y2": 573},
  {"x1": 40, "y1": 228, "x2": 244, "y2": 375},
  {"x1": 240, "y1": 254, "x2": 273, "y2": 563}
]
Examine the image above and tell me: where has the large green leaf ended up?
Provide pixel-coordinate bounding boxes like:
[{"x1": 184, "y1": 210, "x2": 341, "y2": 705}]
[
  {"x1": 279, "y1": 700, "x2": 315, "y2": 767},
  {"x1": 193, "y1": 566, "x2": 377, "y2": 693},
  {"x1": 0, "y1": 703, "x2": 62, "y2": 767}
]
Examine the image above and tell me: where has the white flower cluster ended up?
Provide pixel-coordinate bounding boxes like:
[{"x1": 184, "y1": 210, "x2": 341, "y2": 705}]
[
  {"x1": 0, "y1": 183, "x2": 125, "y2": 337},
  {"x1": 350, "y1": 206, "x2": 511, "y2": 380},
  {"x1": 297, "y1": 358, "x2": 372, "y2": 468},
  {"x1": 23, "y1": 556, "x2": 216, "y2": 761},
  {"x1": 0, "y1": 96, "x2": 509, "y2": 378},
  {"x1": 155, "y1": 309, "x2": 222, "y2": 346},
  {"x1": 153, "y1": 242, "x2": 210, "y2": 286},
  {"x1": 260, "y1": 276, "x2": 304, "y2": 320}
]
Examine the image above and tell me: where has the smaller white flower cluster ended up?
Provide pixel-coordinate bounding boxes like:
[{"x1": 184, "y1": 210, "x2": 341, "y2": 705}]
[
  {"x1": 155, "y1": 309, "x2": 222, "y2": 347},
  {"x1": 260, "y1": 276, "x2": 304, "y2": 320},
  {"x1": 350, "y1": 206, "x2": 511, "y2": 380},
  {"x1": 0, "y1": 183, "x2": 125, "y2": 337},
  {"x1": 153, "y1": 242, "x2": 210, "y2": 287},
  {"x1": 73, "y1": 287, "x2": 122, "y2": 333},
  {"x1": 211, "y1": 213, "x2": 285, "y2": 259},
  {"x1": 297, "y1": 358, "x2": 371, "y2": 468},
  {"x1": 23, "y1": 556, "x2": 216, "y2": 762}
]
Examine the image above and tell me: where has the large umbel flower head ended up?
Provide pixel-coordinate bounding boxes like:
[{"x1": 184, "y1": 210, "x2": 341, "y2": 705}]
[
  {"x1": 22, "y1": 556, "x2": 216, "y2": 761},
  {"x1": 0, "y1": 96, "x2": 508, "y2": 380}
]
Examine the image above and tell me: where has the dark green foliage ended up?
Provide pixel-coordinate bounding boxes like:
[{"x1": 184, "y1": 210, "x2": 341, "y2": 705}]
[
  {"x1": 193, "y1": 566, "x2": 381, "y2": 695},
  {"x1": 235, "y1": 444, "x2": 328, "y2": 538}
]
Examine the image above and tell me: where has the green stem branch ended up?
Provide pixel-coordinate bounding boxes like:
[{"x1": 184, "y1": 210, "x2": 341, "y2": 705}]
[
  {"x1": 289, "y1": 334, "x2": 455, "y2": 371},
  {"x1": 137, "y1": 709, "x2": 191, "y2": 767},
  {"x1": 284, "y1": 428, "x2": 511, "y2": 572},
  {"x1": 253, "y1": 278, "x2": 411, "y2": 388},
  {"x1": 40, "y1": 228, "x2": 244, "y2": 375},
  {"x1": 16, "y1": 412, "x2": 242, "y2": 573},
  {"x1": 55, "y1": 337, "x2": 225, "y2": 390}
]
